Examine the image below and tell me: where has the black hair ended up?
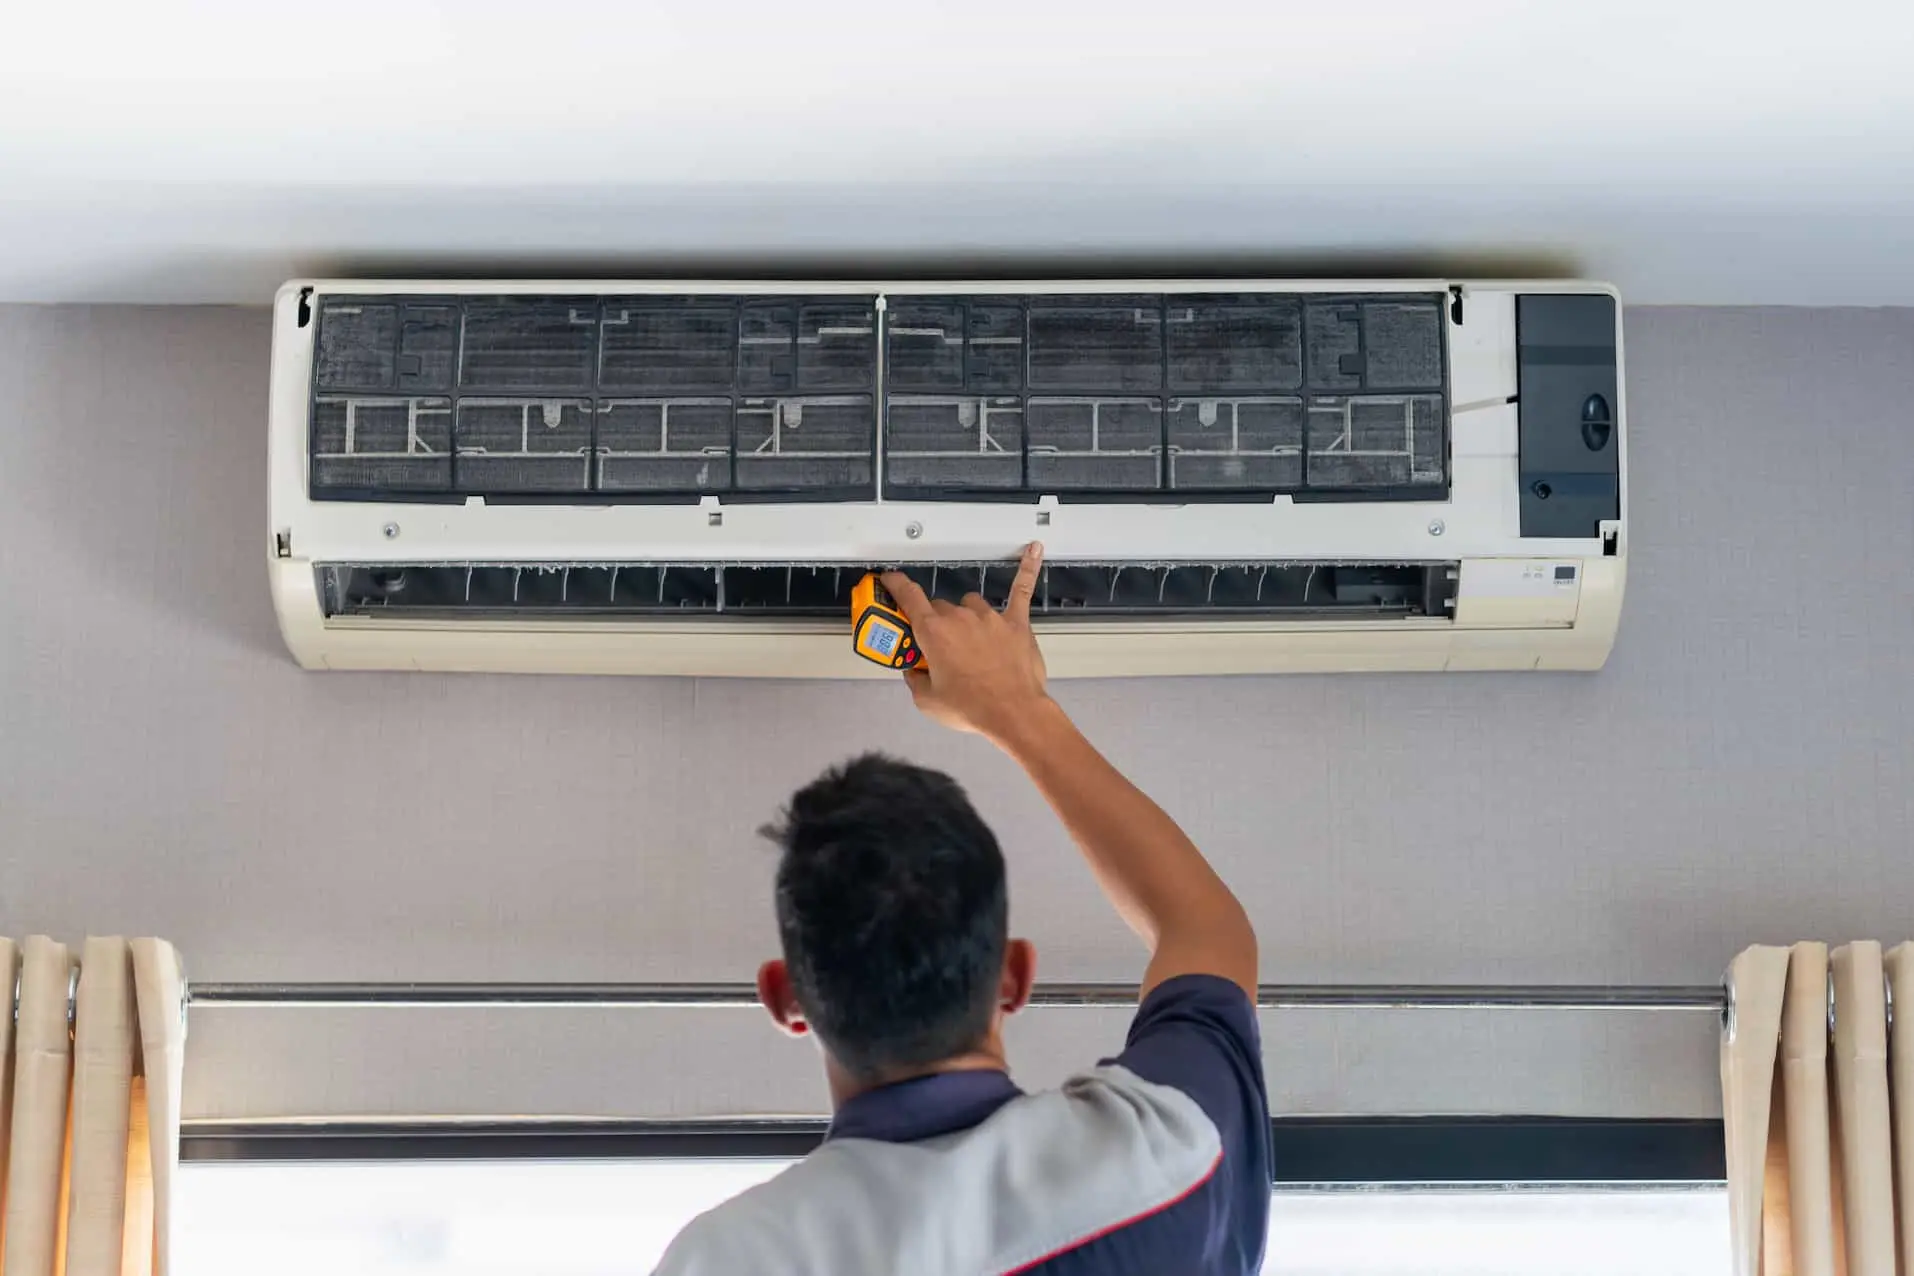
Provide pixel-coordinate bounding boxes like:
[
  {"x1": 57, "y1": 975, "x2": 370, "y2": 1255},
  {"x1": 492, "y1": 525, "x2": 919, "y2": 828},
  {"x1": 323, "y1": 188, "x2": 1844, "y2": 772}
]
[{"x1": 762, "y1": 753, "x2": 1008, "y2": 1082}]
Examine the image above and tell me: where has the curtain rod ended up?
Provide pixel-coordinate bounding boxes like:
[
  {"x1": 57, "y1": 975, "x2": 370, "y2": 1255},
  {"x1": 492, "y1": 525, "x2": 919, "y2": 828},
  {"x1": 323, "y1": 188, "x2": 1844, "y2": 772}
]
[{"x1": 183, "y1": 981, "x2": 1729, "y2": 1013}]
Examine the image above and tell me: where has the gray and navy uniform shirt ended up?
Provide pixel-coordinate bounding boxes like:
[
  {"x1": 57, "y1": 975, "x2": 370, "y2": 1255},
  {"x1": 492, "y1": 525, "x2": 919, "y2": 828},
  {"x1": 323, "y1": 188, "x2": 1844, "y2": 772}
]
[{"x1": 654, "y1": 974, "x2": 1270, "y2": 1275}]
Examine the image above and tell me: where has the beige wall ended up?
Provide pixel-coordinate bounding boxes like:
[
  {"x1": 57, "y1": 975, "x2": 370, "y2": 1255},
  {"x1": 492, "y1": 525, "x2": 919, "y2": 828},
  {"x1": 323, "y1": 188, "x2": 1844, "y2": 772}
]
[{"x1": 3, "y1": 305, "x2": 1912, "y2": 1120}]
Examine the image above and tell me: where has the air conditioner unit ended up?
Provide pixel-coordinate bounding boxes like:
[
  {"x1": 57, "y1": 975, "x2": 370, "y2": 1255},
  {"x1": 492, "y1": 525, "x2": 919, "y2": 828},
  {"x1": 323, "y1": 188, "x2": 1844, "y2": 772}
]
[{"x1": 267, "y1": 279, "x2": 1625, "y2": 677}]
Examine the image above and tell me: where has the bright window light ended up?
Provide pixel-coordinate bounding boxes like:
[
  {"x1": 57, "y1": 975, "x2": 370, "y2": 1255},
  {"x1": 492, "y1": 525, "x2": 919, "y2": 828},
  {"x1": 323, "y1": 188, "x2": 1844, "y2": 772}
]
[
  {"x1": 177, "y1": 1159, "x2": 790, "y2": 1276},
  {"x1": 176, "y1": 1160, "x2": 1729, "y2": 1275},
  {"x1": 1262, "y1": 1188, "x2": 1729, "y2": 1276}
]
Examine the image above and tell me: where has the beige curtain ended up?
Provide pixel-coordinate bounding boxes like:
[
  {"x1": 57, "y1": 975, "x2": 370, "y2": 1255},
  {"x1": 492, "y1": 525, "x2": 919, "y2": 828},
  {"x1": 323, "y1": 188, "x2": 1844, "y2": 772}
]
[
  {"x1": 1723, "y1": 941, "x2": 1913, "y2": 1276},
  {"x1": 0, "y1": 936, "x2": 184, "y2": 1276}
]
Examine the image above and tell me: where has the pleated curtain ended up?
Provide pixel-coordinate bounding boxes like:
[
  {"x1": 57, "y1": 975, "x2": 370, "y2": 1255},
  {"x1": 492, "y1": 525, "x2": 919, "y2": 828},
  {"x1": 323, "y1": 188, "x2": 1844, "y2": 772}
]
[
  {"x1": 0, "y1": 936, "x2": 185, "y2": 1276},
  {"x1": 1722, "y1": 941, "x2": 1913, "y2": 1276}
]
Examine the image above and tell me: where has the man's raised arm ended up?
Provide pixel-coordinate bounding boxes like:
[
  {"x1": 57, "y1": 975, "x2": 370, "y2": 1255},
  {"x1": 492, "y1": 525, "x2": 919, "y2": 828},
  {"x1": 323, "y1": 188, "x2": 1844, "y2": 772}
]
[{"x1": 881, "y1": 546, "x2": 1258, "y2": 1000}]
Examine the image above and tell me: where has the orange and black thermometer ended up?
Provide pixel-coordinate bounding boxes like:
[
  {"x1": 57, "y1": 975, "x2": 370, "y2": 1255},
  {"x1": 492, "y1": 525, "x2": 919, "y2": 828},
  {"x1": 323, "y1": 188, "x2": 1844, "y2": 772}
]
[{"x1": 851, "y1": 574, "x2": 926, "y2": 671}]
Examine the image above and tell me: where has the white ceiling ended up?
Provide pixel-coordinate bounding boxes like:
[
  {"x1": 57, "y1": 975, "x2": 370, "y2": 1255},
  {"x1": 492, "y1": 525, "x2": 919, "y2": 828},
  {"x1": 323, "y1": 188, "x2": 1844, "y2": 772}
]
[{"x1": 3, "y1": 0, "x2": 1911, "y2": 305}]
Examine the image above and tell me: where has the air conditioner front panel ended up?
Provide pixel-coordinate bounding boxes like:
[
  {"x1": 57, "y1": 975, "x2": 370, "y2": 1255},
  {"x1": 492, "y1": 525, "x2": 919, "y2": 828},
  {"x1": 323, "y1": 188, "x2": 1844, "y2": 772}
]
[{"x1": 267, "y1": 279, "x2": 1626, "y2": 677}]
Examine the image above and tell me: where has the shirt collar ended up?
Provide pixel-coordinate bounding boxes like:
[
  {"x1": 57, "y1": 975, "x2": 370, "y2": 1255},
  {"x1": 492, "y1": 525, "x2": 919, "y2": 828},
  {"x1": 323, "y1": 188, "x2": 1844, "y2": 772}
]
[{"x1": 826, "y1": 1068, "x2": 1023, "y2": 1144}]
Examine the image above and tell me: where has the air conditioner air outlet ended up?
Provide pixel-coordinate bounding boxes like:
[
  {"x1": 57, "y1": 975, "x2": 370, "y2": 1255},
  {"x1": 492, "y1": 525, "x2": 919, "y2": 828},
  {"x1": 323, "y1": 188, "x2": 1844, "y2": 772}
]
[{"x1": 318, "y1": 561, "x2": 1458, "y2": 622}]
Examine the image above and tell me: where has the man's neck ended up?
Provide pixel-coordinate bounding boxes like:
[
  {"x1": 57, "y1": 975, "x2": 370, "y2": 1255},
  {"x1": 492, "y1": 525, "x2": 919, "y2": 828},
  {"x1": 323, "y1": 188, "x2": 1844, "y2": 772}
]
[{"x1": 825, "y1": 1045, "x2": 1009, "y2": 1109}]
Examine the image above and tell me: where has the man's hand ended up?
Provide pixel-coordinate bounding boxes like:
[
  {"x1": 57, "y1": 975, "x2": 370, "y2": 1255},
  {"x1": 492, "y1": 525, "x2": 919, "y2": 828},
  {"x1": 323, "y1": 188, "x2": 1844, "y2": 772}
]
[{"x1": 880, "y1": 543, "x2": 1050, "y2": 748}]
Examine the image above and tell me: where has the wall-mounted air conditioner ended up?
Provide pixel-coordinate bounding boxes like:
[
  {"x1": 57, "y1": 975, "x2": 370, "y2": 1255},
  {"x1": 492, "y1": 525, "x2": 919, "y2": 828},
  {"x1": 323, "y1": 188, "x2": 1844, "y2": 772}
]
[{"x1": 267, "y1": 279, "x2": 1625, "y2": 677}]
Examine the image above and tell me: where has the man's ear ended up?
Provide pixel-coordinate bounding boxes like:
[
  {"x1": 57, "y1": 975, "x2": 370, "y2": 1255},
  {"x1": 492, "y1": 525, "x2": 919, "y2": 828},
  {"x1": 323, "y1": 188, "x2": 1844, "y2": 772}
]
[
  {"x1": 999, "y1": 939, "x2": 1037, "y2": 1016},
  {"x1": 757, "y1": 960, "x2": 810, "y2": 1037}
]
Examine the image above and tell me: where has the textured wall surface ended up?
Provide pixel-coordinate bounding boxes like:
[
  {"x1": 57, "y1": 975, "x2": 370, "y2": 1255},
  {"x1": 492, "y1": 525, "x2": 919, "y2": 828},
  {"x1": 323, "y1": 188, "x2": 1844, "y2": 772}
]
[{"x1": 2, "y1": 305, "x2": 1911, "y2": 1119}]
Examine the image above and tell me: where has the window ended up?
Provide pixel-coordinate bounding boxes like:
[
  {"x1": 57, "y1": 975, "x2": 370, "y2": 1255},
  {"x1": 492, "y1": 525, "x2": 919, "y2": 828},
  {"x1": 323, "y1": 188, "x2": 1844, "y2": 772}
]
[
  {"x1": 177, "y1": 1158, "x2": 788, "y2": 1275},
  {"x1": 177, "y1": 1158, "x2": 1728, "y2": 1275},
  {"x1": 1263, "y1": 1188, "x2": 1727, "y2": 1276}
]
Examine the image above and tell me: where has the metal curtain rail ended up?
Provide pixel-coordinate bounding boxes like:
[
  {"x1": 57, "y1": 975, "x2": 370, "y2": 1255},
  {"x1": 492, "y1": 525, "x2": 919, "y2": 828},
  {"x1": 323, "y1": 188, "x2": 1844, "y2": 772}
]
[{"x1": 184, "y1": 981, "x2": 1729, "y2": 1012}]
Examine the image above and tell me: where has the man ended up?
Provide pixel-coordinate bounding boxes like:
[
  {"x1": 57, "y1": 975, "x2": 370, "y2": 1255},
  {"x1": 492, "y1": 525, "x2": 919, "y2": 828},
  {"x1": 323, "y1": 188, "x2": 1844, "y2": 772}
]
[{"x1": 655, "y1": 543, "x2": 1268, "y2": 1275}]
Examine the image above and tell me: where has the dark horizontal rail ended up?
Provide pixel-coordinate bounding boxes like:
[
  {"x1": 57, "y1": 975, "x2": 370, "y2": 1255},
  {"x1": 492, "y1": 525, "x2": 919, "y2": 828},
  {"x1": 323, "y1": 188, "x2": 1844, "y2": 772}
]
[{"x1": 186, "y1": 980, "x2": 1727, "y2": 1013}]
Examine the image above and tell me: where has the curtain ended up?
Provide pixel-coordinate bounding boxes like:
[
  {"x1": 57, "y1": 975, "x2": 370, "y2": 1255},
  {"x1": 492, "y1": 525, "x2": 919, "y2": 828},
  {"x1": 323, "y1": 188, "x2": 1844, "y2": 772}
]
[
  {"x1": 1723, "y1": 941, "x2": 1913, "y2": 1276},
  {"x1": 0, "y1": 936, "x2": 185, "y2": 1276}
]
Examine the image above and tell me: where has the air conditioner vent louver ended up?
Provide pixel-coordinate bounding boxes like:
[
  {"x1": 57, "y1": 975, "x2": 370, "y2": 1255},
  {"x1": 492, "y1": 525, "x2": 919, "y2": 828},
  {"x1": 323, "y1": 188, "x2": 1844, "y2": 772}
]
[{"x1": 320, "y1": 561, "x2": 1456, "y2": 621}]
